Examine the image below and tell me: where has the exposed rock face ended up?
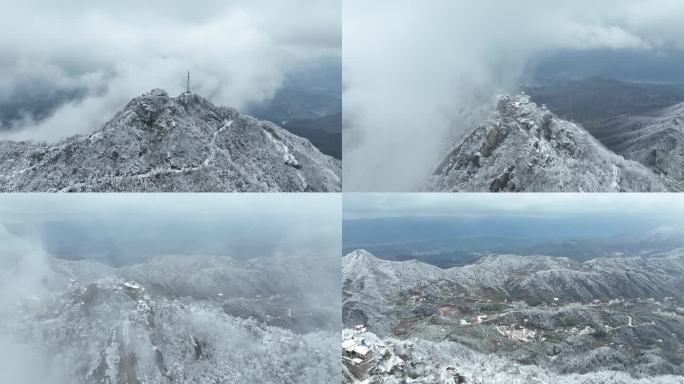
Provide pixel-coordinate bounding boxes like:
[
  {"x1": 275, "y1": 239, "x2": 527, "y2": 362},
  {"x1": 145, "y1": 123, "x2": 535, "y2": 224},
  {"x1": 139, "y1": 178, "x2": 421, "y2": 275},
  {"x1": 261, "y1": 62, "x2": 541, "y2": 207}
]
[
  {"x1": 0, "y1": 89, "x2": 341, "y2": 192},
  {"x1": 429, "y1": 94, "x2": 667, "y2": 192}
]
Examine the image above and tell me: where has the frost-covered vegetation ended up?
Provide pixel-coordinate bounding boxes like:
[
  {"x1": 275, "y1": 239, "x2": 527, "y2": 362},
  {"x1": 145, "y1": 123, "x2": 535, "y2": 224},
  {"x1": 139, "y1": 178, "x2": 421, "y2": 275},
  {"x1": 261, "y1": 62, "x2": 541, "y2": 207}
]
[
  {"x1": 343, "y1": 250, "x2": 684, "y2": 382},
  {"x1": 430, "y1": 94, "x2": 667, "y2": 192},
  {"x1": 0, "y1": 89, "x2": 341, "y2": 192},
  {"x1": 1, "y1": 253, "x2": 339, "y2": 383},
  {"x1": 343, "y1": 329, "x2": 684, "y2": 384}
]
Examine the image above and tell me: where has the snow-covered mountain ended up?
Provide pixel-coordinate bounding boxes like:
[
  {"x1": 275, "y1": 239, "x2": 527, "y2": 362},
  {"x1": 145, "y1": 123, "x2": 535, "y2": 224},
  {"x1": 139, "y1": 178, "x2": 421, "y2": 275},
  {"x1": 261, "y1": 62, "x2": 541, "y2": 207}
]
[
  {"x1": 344, "y1": 249, "x2": 684, "y2": 332},
  {"x1": 344, "y1": 249, "x2": 684, "y2": 314},
  {"x1": 343, "y1": 250, "x2": 684, "y2": 381},
  {"x1": 2, "y1": 255, "x2": 338, "y2": 383},
  {"x1": 592, "y1": 102, "x2": 684, "y2": 191},
  {"x1": 0, "y1": 89, "x2": 341, "y2": 192},
  {"x1": 429, "y1": 94, "x2": 667, "y2": 192},
  {"x1": 48, "y1": 254, "x2": 338, "y2": 305},
  {"x1": 343, "y1": 329, "x2": 683, "y2": 384}
]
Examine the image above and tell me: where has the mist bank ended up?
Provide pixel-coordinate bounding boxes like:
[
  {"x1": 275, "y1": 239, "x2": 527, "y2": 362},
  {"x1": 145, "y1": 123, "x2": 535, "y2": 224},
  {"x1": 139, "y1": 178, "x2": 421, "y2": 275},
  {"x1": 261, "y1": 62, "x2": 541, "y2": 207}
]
[{"x1": 0, "y1": 0, "x2": 340, "y2": 142}]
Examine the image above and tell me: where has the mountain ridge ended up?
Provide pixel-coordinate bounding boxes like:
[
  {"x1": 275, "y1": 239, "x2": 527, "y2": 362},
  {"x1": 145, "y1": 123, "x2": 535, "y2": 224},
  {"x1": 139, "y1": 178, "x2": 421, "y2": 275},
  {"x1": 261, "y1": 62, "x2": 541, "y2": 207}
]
[
  {"x1": 0, "y1": 89, "x2": 341, "y2": 192},
  {"x1": 343, "y1": 249, "x2": 684, "y2": 381},
  {"x1": 429, "y1": 93, "x2": 667, "y2": 192},
  {"x1": 343, "y1": 249, "x2": 684, "y2": 332}
]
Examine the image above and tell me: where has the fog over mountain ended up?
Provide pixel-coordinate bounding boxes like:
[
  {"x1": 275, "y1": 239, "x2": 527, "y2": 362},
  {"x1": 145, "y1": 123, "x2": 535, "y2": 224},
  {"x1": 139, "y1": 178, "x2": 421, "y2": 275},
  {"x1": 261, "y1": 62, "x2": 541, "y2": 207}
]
[
  {"x1": 343, "y1": 0, "x2": 684, "y2": 191},
  {"x1": 0, "y1": 0, "x2": 340, "y2": 142},
  {"x1": 0, "y1": 194, "x2": 341, "y2": 384}
]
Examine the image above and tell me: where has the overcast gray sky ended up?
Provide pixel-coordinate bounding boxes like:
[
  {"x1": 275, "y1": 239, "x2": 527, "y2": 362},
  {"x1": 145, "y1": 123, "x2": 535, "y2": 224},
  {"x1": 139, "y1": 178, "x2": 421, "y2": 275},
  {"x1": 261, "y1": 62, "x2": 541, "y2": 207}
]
[
  {"x1": 0, "y1": 194, "x2": 341, "y2": 263},
  {"x1": 343, "y1": 0, "x2": 684, "y2": 191},
  {"x1": 0, "y1": 193, "x2": 337, "y2": 222},
  {"x1": 0, "y1": 0, "x2": 340, "y2": 141}
]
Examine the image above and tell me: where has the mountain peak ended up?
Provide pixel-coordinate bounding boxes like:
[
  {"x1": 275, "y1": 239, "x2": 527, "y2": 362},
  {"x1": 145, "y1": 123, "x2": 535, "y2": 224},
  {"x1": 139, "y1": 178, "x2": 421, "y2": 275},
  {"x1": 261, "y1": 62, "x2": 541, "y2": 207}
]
[
  {"x1": 0, "y1": 90, "x2": 341, "y2": 192},
  {"x1": 342, "y1": 249, "x2": 378, "y2": 274},
  {"x1": 429, "y1": 93, "x2": 667, "y2": 192},
  {"x1": 345, "y1": 249, "x2": 376, "y2": 260},
  {"x1": 113, "y1": 89, "x2": 238, "y2": 131}
]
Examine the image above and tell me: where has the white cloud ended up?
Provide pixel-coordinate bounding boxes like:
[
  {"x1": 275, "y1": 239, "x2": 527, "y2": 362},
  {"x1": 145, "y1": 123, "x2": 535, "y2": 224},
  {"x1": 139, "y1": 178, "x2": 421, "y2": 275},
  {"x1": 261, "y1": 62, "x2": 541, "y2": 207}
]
[
  {"x1": 0, "y1": 224, "x2": 52, "y2": 304},
  {"x1": 343, "y1": 0, "x2": 684, "y2": 191},
  {"x1": 0, "y1": 0, "x2": 340, "y2": 141}
]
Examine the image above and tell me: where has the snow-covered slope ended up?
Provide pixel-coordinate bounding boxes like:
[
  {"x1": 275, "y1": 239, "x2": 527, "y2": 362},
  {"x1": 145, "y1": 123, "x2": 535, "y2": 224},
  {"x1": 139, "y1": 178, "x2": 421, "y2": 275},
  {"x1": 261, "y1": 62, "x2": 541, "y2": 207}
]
[
  {"x1": 429, "y1": 94, "x2": 667, "y2": 192},
  {"x1": 2, "y1": 255, "x2": 338, "y2": 383},
  {"x1": 343, "y1": 250, "x2": 684, "y2": 382},
  {"x1": 343, "y1": 249, "x2": 684, "y2": 331},
  {"x1": 594, "y1": 102, "x2": 684, "y2": 191},
  {"x1": 0, "y1": 89, "x2": 341, "y2": 192},
  {"x1": 119, "y1": 254, "x2": 339, "y2": 304},
  {"x1": 343, "y1": 329, "x2": 683, "y2": 384}
]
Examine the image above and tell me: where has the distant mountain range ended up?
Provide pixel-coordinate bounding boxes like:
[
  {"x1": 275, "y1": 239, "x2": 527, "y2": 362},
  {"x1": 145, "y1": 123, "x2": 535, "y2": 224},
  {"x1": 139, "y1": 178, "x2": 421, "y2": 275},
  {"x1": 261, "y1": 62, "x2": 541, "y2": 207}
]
[
  {"x1": 344, "y1": 249, "x2": 684, "y2": 322},
  {"x1": 343, "y1": 226, "x2": 684, "y2": 268}
]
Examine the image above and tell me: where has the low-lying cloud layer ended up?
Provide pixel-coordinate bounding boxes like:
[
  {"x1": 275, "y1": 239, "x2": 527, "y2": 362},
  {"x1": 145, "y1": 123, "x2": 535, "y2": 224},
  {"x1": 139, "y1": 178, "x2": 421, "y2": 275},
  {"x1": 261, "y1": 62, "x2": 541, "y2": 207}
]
[
  {"x1": 0, "y1": 0, "x2": 340, "y2": 141},
  {"x1": 343, "y1": 0, "x2": 684, "y2": 191}
]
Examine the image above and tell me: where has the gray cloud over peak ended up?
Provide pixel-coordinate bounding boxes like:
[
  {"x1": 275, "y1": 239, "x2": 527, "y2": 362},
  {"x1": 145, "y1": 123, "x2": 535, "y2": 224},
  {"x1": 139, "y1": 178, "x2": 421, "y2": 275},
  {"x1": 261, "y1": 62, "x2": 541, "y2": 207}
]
[
  {"x1": 343, "y1": 0, "x2": 684, "y2": 191},
  {"x1": 0, "y1": 0, "x2": 340, "y2": 142}
]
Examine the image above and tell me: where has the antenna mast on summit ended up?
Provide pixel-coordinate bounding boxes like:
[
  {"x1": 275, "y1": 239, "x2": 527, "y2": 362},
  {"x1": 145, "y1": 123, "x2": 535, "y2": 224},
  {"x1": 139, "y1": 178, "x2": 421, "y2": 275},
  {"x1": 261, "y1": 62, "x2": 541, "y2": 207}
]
[{"x1": 186, "y1": 70, "x2": 191, "y2": 94}]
